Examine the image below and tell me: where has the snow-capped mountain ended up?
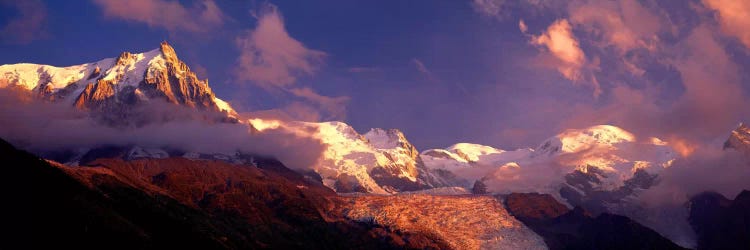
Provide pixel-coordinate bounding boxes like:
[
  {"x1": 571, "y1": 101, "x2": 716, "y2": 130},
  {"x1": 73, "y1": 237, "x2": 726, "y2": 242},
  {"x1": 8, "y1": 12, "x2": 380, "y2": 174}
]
[
  {"x1": 245, "y1": 119, "x2": 679, "y2": 196},
  {"x1": 421, "y1": 143, "x2": 533, "y2": 171},
  {"x1": 724, "y1": 123, "x2": 750, "y2": 154},
  {"x1": 538, "y1": 125, "x2": 675, "y2": 187},
  {"x1": 422, "y1": 125, "x2": 676, "y2": 194},
  {"x1": 247, "y1": 119, "x2": 453, "y2": 194},
  {"x1": 0, "y1": 42, "x2": 235, "y2": 118},
  {"x1": 1, "y1": 42, "x2": 447, "y2": 195},
  {"x1": 0, "y1": 42, "x2": 679, "y2": 199}
]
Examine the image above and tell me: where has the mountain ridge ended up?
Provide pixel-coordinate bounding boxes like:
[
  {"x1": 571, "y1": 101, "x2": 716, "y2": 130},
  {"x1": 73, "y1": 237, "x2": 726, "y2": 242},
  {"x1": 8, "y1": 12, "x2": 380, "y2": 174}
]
[{"x1": 0, "y1": 42, "x2": 235, "y2": 117}]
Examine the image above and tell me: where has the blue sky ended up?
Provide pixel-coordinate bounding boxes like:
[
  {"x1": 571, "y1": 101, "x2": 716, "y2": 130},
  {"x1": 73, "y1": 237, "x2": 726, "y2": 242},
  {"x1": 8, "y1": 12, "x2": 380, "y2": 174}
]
[{"x1": 1, "y1": 0, "x2": 749, "y2": 152}]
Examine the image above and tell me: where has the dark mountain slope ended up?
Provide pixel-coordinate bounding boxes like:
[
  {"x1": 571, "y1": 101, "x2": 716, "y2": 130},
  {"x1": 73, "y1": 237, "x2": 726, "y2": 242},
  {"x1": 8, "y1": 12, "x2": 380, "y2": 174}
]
[
  {"x1": 2, "y1": 138, "x2": 446, "y2": 249},
  {"x1": 689, "y1": 190, "x2": 750, "y2": 250},
  {"x1": 503, "y1": 193, "x2": 686, "y2": 250},
  {"x1": 2, "y1": 138, "x2": 240, "y2": 250}
]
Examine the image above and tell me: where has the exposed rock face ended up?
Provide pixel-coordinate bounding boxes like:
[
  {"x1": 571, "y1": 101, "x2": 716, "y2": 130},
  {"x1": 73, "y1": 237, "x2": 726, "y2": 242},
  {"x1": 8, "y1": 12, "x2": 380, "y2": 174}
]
[
  {"x1": 0, "y1": 41, "x2": 235, "y2": 126},
  {"x1": 365, "y1": 128, "x2": 420, "y2": 178},
  {"x1": 505, "y1": 193, "x2": 569, "y2": 221},
  {"x1": 559, "y1": 167, "x2": 659, "y2": 215},
  {"x1": 74, "y1": 80, "x2": 116, "y2": 109},
  {"x1": 724, "y1": 123, "x2": 750, "y2": 154},
  {"x1": 504, "y1": 193, "x2": 686, "y2": 250},
  {"x1": 689, "y1": 190, "x2": 750, "y2": 250},
  {"x1": 249, "y1": 120, "x2": 453, "y2": 194},
  {"x1": 78, "y1": 42, "x2": 222, "y2": 115},
  {"x1": 141, "y1": 42, "x2": 216, "y2": 109}
]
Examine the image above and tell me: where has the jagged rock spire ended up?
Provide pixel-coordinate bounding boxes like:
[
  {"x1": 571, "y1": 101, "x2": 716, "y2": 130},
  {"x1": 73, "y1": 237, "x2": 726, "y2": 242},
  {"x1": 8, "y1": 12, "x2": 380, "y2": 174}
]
[{"x1": 724, "y1": 122, "x2": 750, "y2": 153}]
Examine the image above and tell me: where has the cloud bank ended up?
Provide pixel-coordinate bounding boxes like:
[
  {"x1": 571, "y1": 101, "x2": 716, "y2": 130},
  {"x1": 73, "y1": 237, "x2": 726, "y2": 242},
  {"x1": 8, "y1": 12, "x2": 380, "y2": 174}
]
[
  {"x1": 473, "y1": 0, "x2": 750, "y2": 150},
  {"x1": 0, "y1": 88, "x2": 326, "y2": 171},
  {"x1": 92, "y1": 0, "x2": 225, "y2": 34},
  {"x1": 702, "y1": 0, "x2": 750, "y2": 49}
]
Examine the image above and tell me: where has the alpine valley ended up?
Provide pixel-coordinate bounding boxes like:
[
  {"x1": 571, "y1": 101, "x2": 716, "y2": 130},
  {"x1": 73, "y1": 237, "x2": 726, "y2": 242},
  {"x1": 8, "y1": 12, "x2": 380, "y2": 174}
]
[{"x1": 3, "y1": 43, "x2": 748, "y2": 250}]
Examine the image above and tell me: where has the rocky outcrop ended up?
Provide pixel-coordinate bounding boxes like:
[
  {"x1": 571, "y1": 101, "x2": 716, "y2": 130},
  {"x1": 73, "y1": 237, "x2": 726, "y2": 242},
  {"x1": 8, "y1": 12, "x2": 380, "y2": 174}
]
[
  {"x1": 0, "y1": 41, "x2": 234, "y2": 125},
  {"x1": 559, "y1": 167, "x2": 659, "y2": 215},
  {"x1": 724, "y1": 123, "x2": 750, "y2": 154},
  {"x1": 140, "y1": 42, "x2": 217, "y2": 109},
  {"x1": 505, "y1": 193, "x2": 569, "y2": 221},
  {"x1": 74, "y1": 80, "x2": 115, "y2": 109},
  {"x1": 363, "y1": 128, "x2": 450, "y2": 192}
]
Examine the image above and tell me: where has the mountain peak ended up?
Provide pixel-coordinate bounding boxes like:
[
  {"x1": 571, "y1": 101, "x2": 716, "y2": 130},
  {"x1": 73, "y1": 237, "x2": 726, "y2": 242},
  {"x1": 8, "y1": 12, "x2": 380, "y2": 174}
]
[
  {"x1": 736, "y1": 122, "x2": 749, "y2": 132},
  {"x1": 724, "y1": 122, "x2": 750, "y2": 153},
  {"x1": 0, "y1": 43, "x2": 237, "y2": 122},
  {"x1": 159, "y1": 41, "x2": 178, "y2": 61},
  {"x1": 364, "y1": 128, "x2": 410, "y2": 149},
  {"x1": 536, "y1": 125, "x2": 635, "y2": 155}
]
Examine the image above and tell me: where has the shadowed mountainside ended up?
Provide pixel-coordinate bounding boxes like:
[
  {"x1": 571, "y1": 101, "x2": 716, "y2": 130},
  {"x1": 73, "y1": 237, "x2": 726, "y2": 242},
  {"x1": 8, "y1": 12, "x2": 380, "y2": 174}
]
[
  {"x1": 2, "y1": 138, "x2": 448, "y2": 250},
  {"x1": 504, "y1": 193, "x2": 686, "y2": 250},
  {"x1": 689, "y1": 190, "x2": 750, "y2": 250}
]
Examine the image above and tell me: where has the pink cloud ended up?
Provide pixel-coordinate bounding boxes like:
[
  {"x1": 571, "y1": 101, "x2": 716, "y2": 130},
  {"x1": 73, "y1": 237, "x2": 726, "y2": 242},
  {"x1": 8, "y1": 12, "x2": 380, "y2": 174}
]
[
  {"x1": 568, "y1": 0, "x2": 665, "y2": 53},
  {"x1": 528, "y1": 19, "x2": 601, "y2": 97},
  {"x1": 0, "y1": 0, "x2": 47, "y2": 44},
  {"x1": 471, "y1": 0, "x2": 506, "y2": 18},
  {"x1": 288, "y1": 87, "x2": 349, "y2": 121},
  {"x1": 234, "y1": 4, "x2": 326, "y2": 90},
  {"x1": 518, "y1": 19, "x2": 528, "y2": 33},
  {"x1": 232, "y1": 3, "x2": 346, "y2": 122},
  {"x1": 565, "y1": 0, "x2": 671, "y2": 78},
  {"x1": 556, "y1": 25, "x2": 749, "y2": 149},
  {"x1": 702, "y1": 0, "x2": 750, "y2": 49},
  {"x1": 92, "y1": 0, "x2": 225, "y2": 34},
  {"x1": 411, "y1": 58, "x2": 431, "y2": 75},
  {"x1": 666, "y1": 25, "x2": 748, "y2": 142}
]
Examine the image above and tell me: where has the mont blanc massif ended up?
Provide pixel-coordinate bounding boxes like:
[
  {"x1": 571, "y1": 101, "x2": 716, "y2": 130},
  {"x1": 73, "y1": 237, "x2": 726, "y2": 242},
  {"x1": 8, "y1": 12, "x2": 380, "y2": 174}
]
[{"x1": 2, "y1": 41, "x2": 748, "y2": 250}]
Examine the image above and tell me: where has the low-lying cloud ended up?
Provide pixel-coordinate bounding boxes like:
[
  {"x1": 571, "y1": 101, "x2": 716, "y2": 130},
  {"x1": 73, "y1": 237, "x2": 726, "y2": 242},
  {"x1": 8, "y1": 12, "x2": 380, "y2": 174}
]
[{"x1": 0, "y1": 88, "x2": 326, "y2": 170}]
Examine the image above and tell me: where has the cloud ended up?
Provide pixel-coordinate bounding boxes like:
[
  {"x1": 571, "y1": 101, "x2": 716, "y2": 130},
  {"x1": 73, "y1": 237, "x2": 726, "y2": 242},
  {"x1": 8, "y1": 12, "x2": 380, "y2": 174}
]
[
  {"x1": 92, "y1": 0, "x2": 225, "y2": 34},
  {"x1": 565, "y1": 0, "x2": 671, "y2": 78},
  {"x1": 702, "y1": 0, "x2": 750, "y2": 49},
  {"x1": 471, "y1": 0, "x2": 564, "y2": 19},
  {"x1": 234, "y1": 3, "x2": 326, "y2": 90},
  {"x1": 633, "y1": 148, "x2": 750, "y2": 247},
  {"x1": 530, "y1": 19, "x2": 585, "y2": 71},
  {"x1": 528, "y1": 19, "x2": 601, "y2": 96},
  {"x1": 518, "y1": 19, "x2": 528, "y2": 33},
  {"x1": 0, "y1": 0, "x2": 47, "y2": 44},
  {"x1": 665, "y1": 25, "x2": 747, "y2": 143},
  {"x1": 568, "y1": 0, "x2": 663, "y2": 53},
  {"x1": 0, "y1": 88, "x2": 326, "y2": 170},
  {"x1": 231, "y1": 3, "x2": 348, "y2": 122},
  {"x1": 411, "y1": 58, "x2": 431, "y2": 75},
  {"x1": 288, "y1": 87, "x2": 350, "y2": 121},
  {"x1": 471, "y1": 0, "x2": 506, "y2": 18},
  {"x1": 191, "y1": 63, "x2": 209, "y2": 79},
  {"x1": 555, "y1": 24, "x2": 748, "y2": 152},
  {"x1": 485, "y1": 0, "x2": 750, "y2": 153}
]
